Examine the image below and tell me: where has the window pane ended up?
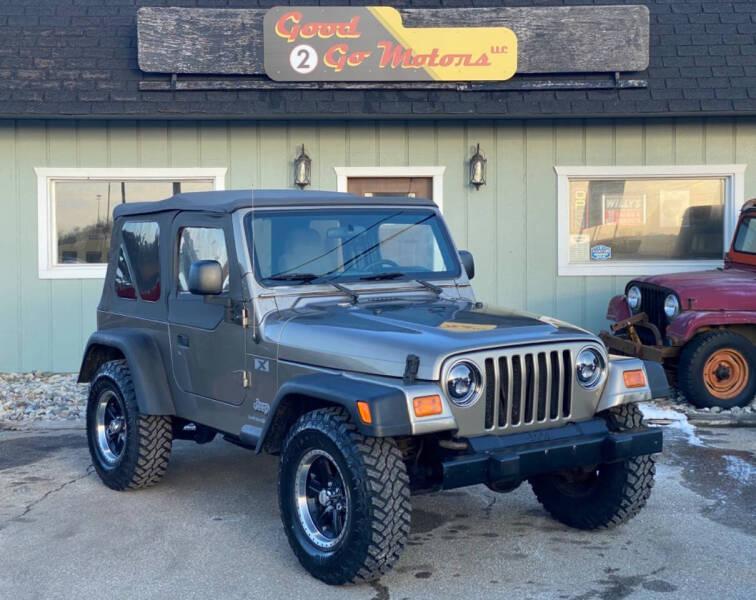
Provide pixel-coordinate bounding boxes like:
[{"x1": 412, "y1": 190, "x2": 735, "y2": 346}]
[
  {"x1": 177, "y1": 227, "x2": 230, "y2": 292},
  {"x1": 567, "y1": 178, "x2": 725, "y2": 263},
  {"x1": 54, "y1": 178, "x2": 213, "y2": 266},
  {"x1": 114, "y1": 247, "x2": 136, "y2": 300},
  {"x1": 122, "y1": 221, "x2": 161, "y2": 302},
  {"x1": 733, "y1": 216, "x2": 756, "y2": 254}
]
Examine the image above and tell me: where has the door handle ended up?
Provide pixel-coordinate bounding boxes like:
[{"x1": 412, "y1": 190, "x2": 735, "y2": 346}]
[{"x1": 177, "y1": 334, "x2": 190, "y2": 348}]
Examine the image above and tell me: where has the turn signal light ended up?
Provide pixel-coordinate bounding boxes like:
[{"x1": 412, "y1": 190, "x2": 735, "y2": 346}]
[
  {"x1": 413, "y1": 395, "x2": 442, "y2": 418},
  {"x1": 623, "y1": 370, "x2": 646, "y2": 389},
  {"x1": 357, "y1": 401, "x2": 372, "y2": 424}
]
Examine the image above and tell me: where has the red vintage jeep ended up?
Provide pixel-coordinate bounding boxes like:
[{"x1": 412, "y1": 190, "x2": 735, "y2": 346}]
[{"x1": 601, "y1": 199, "x2": 756, "y2": 409}]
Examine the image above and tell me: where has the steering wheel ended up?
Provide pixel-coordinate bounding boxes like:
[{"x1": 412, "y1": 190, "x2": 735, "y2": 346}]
[{"x1": 363, "y1": 258, "x2": 400, "y2": 272}]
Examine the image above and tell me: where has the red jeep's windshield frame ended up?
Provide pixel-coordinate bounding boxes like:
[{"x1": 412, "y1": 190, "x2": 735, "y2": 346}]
[{"x1": 728, "y1": 210, "x2": 756, "y2": 267}]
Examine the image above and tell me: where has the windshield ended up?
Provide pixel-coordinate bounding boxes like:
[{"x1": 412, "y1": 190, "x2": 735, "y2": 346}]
[
  {"x1": 733, "y1": 215, "x2": 756, "y2": 255},
  {"x1": 245, "y1": 208, "x2": 461, "y2": 286}
]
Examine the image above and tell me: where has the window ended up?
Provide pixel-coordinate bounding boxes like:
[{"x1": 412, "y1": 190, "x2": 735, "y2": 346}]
[
  {"x1": 733, "y1": 216, "x2": 756, "y2": 255},
  {"x1": 177, "y1": 227, "x2": 230, "y2": 292},
  {"x1": 247, "y1": 208, "x2": 460, "y2": 286},
  {"x1": 556, "y1": 165, "x2": 746, "y2": 276},
  {"x1": 122, "y1": 221, "x2": 161, "y2": 302},
  {"x1": 35, "y1": 168, "x2": 226, "y2": 279}
]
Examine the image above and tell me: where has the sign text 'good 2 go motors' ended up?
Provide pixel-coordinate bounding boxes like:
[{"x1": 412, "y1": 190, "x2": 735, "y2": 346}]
[{"x1": 263, "y1": 6, "x2": 517, "y2": 82}]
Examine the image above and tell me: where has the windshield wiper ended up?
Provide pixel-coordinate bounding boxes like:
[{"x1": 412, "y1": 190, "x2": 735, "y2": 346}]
[
  {"x1": 415, "y1": 279, "x2": 443, "y2": 295},
  {"x1": 359, "y1": 272, "x2": 405, "y2": 281},
  {"x1": 360, "y1": 272, "x2": 443, "y2": 296},
  {"x1": 269, "y1": 273, "x2": 359, "y2": 304},
  {"x1": 268, "y1": 273, "x2": 319, "y2": 282}
]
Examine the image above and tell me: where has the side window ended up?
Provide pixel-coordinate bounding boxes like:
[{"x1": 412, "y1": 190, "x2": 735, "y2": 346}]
[
  {"x1": 114, "y1": 247, "x2": 136, "y2": 299},
  {"x1": 122, "y1": 221, "x2": 161, "y2": 302},
  {"x1": 177, "y1": 227, "x2": 230, "y2": 292}
]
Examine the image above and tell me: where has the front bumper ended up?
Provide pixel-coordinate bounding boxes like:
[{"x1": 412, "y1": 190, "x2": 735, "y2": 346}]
[
  {"x1": 600, "y1": 330, "x2": 680, "y2": 363},
  {"x1": 441, "y1": 418, "x2": 662, "y2": 490}
]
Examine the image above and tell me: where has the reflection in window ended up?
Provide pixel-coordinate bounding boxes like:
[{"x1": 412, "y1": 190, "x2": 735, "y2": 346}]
[
  {"x1": 177, "y1": 227, "x2": 230, "y2": 292},
  {"x1": 54, "y1": 179, "x2": 213, "y2": 266},
  {"x1": 114, "y1": 247, "x2": 136, "y2": 300},
  {"x1": 567, "y1": 178, "x2": 725, "y2": 263},
  {"x1": 122, "y1": 221, "x2": 161, "y2": 302}
]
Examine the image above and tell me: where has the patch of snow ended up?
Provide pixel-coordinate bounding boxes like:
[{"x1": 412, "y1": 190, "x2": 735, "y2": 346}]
[
  {"x1": 723, "y1": 455, "x2": 754, "y2": 485},
  {"x1": 639, "y1": 402, "x2": 705, "y2": 447}
]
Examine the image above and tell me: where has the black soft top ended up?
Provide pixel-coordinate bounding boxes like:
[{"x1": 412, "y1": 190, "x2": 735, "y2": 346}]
[{"x1": 113, "y1": 189, "x2": 437, "y2": 218}]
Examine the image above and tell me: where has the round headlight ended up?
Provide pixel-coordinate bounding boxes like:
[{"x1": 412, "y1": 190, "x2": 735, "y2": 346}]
[
  {"x1": 627, "y1": 285, "x2": 642, "y2": 312},
  {"x1": 575, "y1": 348, "x2": 605, "y2": 389},
  {"x1": 446, "y1": 361, "x2": 481, "y2": 406},
  {"x1": 664, "y1": 294, "x2": 680, "y2": 318}
]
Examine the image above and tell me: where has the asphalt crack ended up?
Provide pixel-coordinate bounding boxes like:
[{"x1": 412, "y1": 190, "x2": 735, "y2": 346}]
[{"x1": 2, "y1": 465, "x2": 94, "y2": 528}]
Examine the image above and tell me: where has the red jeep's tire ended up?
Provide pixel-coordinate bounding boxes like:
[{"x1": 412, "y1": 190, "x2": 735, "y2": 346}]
[{"x1": 678, "y1": 331, "x2": 756, "y2": 409}]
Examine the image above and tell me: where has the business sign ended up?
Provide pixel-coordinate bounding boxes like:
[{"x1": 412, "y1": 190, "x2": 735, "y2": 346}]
[{"x1": 263, "y1": 6, "x2": 517, "y2": 82}]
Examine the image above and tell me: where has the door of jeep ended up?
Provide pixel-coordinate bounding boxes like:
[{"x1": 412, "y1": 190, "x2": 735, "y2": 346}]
[{"x1": 168, "y1": 213, "x2": 248, "y2": 406}]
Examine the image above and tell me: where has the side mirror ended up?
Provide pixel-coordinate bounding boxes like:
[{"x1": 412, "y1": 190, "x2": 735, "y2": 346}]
[
  {"x1": 459, "y1": 250, "x2": 475, "y2": 280},
  {"x1": 188, "y1": 260, "x2": 223, "y2": 295}
]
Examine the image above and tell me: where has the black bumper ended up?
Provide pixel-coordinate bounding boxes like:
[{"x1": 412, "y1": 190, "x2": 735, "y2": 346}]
[{"x1": 441, "y1": 418, "x2": 662, "y2": 490}]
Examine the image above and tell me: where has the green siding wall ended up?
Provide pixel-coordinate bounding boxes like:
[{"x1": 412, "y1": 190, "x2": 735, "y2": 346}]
[{"x1": 0, "y1": 117, "x2": 754, "y2": 372}]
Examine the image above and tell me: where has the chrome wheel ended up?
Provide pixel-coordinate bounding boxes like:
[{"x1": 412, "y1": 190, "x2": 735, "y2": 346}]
[
  {"x1": 95, "y1": 390, "x2": 127, "y2": 465},
  {"x1": 294, "y1": 449, "x2": 350, "y2": 550}
]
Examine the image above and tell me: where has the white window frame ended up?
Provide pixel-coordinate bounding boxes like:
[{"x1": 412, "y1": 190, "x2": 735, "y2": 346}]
[
  {"x1": 555, "y1": 164, "x2": 747, "y2": 277},
  {"x1": 35, "y1": 167, "x2": 227, "y2": 279},
  {"x1": 334, "y1": 166, "x2": 446, "y2": 212}
]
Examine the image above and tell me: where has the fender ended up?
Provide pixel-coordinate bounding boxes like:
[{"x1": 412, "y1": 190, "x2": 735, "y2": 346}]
[
  {"x1": 667, "y1": 311, "x2": 756, "y2": 345},
  {"x1": 596, "y1": 358, "x2": 670, "y2": 413},
  {"x1": 78, "y1": 328, "x2": 176, "y2": 416},
  {"x1": 606, "y1": 294, "x2": 631, "y2": 323},
  {"x1": 251, "y1": 373, "x2": 412, "y2": 453}
]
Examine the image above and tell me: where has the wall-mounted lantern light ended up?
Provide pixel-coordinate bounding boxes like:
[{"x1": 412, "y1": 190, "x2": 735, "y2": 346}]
[
  {"x1": 469, "y1": 143, "x2": 487, "y2": 190},
  {"x1": 294, "y1": 144, "x2": 311, "y2": 188}
]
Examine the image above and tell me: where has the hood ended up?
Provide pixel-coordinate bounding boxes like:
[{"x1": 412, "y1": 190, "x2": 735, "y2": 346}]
[
  {"x1": 270, "y1": 297, "x2": 596, "y2": 380},
  {"x1": 637, "y1": 266, "x2": 756, "y2": 311}
]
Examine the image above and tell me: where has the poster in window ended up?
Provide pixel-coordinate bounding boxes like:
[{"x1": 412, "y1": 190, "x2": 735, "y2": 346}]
[{"x1": 602, "y1": 194, "x2": 646, "y2": 225}]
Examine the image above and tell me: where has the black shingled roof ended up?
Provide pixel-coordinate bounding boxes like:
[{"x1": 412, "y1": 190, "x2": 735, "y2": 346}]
[
  {"x1": 113, "y1": 189, "x2": 436, "y2": 217},
  {"x1": 1, "y1": 0, "x2": 755, "y2": 120}
]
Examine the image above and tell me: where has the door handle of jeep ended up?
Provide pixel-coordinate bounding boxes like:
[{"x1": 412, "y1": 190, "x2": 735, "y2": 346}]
[{"x1": 177, "y1": 334, "x2": 190, "y2": 348}]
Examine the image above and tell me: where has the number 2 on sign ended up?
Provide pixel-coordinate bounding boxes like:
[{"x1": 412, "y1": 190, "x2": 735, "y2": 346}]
[{"x1": 289, "y1": 44, "x2": 318, "y2": 74}]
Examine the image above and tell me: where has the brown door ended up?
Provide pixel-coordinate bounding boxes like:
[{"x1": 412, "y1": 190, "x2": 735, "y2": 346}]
[{"x1": 347, "y1": 177, "x2": 432, "y2": 201}]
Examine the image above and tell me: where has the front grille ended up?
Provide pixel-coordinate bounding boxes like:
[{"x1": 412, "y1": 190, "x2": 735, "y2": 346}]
[
  {"x1": 483, "y1": 349, "x2": 572, "y2": 431},
  {"x1": 636, "y1": 283, "x2": 669, "y2": 340}
]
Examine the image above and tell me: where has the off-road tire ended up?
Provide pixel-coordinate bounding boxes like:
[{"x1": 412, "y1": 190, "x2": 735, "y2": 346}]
[
  {"x1": 678, "y1": 330, "x2": 756, "y2": 409},
  {"x1": 529, "y1": 404, "x2": 655, "y2": 530},
  {"x1": 278, "y1": 407, "x2": 411, "y2": 584},
  {"x1": 87, "y1": 359, "x2": 173, "y2": 491}
]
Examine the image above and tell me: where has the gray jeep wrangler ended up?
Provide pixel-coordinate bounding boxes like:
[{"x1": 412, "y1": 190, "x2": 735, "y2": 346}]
[{"x1": 79, "y1": 190, "x2": 666, "y2": 584}]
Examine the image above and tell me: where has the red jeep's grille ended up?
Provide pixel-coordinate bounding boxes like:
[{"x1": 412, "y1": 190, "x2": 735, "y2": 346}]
[
  {"x1": 484, "y1": 349, "x2": 572, "y2": 431},
  {"x1": 636, "y1": 283, "x2": 669, "y2": 340}
]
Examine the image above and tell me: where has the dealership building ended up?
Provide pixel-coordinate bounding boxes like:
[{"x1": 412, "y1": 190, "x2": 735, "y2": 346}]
[{"x1": 0, "y1": 0, "x2": 755, "y2": 373}]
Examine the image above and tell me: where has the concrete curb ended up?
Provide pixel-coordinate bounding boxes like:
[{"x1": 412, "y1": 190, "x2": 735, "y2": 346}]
[
  {"x1": 686, "y1": 412, "x2": 756, "y2": 428},
  {"x1": 0, "y1": 418, "x2": 85, "y2": 432}
]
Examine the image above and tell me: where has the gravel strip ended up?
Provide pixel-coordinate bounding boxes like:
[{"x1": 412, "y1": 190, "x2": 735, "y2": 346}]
[{"x1": 0, "y1": 373, "x2": 87, "y2": 426}]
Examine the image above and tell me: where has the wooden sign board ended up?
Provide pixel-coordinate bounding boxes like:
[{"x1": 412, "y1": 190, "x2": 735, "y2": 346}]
[{"x1": 137, "y1": 5, "x2": 649, "y2": 77}]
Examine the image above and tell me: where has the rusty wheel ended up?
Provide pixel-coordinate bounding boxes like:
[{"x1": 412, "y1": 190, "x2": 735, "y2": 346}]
[
  {"x1": 702, "y1": 348, "x2": 749, "y2": 399},
  {"x1": 678, "y1": 331, "x2": 756, "y2": 409}
]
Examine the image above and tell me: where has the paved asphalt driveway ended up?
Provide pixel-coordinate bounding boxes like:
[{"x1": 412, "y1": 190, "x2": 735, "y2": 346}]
[{"x1": 0, "y1": 422, "x2": 753, "y2": 600}]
